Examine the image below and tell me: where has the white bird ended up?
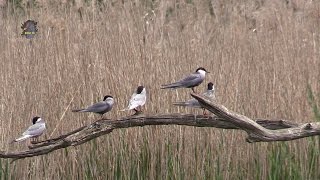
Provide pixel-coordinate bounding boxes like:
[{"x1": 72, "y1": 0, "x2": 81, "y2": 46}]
[
  {"x1": 161, "y1": 67, "x2": 209, "y2": 93},
  {"x1": 173, "y1": 82, "x2": 215, "y2": 114},
  {"x1": 13, "y1": 116, "x2": 46, "y2": 143},
  {"x1": 121, "y1": 86, "x2": 147, "y2": 114},
  {"x1": 72, "y1": 95, "x2": 114, "y2": 118}
]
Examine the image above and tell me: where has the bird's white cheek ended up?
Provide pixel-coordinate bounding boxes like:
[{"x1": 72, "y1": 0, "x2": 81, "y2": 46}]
[{"x1": 198, "y1": 70, "x2": 206, "y2": 76}]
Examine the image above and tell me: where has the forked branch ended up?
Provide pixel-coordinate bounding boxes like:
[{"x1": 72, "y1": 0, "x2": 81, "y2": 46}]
[
  {"x1": 191, "y1": 93, "x2": 320, "y2": 142},
  {"x1": 0, "y1": 94, "x2": 316, "y2": 160}
]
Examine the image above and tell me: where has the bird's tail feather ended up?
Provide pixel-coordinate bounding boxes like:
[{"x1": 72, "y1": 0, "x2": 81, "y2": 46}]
[
  {"x1": 72, "y1": 109, "x2": 84, "y2": 112},
  {"x1": 173, "y1": 102, "x2": 188, "y2": 106},
  {"x1": 13, "y1": 135, "x2": 31, "y2": 143},
  {"x1": 161, "y1": 83, "x2": 181, "y2": 89}
]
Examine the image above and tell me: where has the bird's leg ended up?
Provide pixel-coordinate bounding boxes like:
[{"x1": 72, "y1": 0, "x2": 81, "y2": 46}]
[
  {"x1": 202, "y1": 108, "x2": 208, "y2": 116},
  {"x1": 30, "y1": 137, "x2": 38, "y2": 144},
  {"x1": 194, "y1": 113, "x2": 198, "y2": 123},
  {"x1": 133, "y1": 107, "x2": 143, "y2": 115},
  {"x1": 139, "y1": 105, "x2": 143, "y2": 112},
  {"x1": 192, "y1": 87, "x2": 195, "y2": 93},
  {"x1": 133, "y1": 108, "x2": 139, "y2": 115}
]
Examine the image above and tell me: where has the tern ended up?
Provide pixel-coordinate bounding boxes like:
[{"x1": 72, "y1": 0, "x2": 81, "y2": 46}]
[
  {"x1": 161, "y1": 67, "x2": 209, "y2": 92},
  {"x1": 72, "y1": 95, "x2": 114, "y2": 118},
  {"x1": 13, "y1": 116, "x2": 46, "y2": 143},
  {"x1": 121, "y1": 86, "x2": 147, "y2": 115},
  {"x1": 173, "y1": 82, "x2": 215, "y2": 114}
]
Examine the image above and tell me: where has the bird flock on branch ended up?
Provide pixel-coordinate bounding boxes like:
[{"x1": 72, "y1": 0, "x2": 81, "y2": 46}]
[{"x1": 12, "y1": 40, "x2": 215, "y2": 145}]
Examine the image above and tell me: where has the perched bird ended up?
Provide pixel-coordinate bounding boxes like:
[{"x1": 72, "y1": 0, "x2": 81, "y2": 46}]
[
  {"x1": 72, "y1": 95, "x2": 114, "y2": 118},
  {"x1": 161, "y1": 67, "x2": 209, "y2": 92},
  {"x1": 121, "y1": 86, "x2": 147, "y2": 115},
  {"x1": 173, "y1": 82, "x2": 215, "y2": 115},
  {"x1": 13, "y1": 116, "x2": 46, "y2": 143}
]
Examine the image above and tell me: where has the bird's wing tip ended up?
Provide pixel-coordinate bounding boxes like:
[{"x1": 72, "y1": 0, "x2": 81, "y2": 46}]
[
  {"x1": 13, "y1": 135, "x2": 28, "y2": 142},
  {"x1": 71, "y1": 109, "x2": 82, "y2": 112},
  {"x1": 172, "y1": 102, "x2": 187, "y2": 106}
]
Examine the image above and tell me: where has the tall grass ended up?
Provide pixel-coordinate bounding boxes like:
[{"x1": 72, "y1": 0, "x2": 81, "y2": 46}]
[
  {"x1": 266, "y1": 84, "x2": 320, "y2": 180},
  {"x1": 0, "y1": 0, "x2": 320, "y2": 179}
]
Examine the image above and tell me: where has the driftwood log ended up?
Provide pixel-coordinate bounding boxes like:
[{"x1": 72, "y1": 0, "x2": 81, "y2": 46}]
[{"x1": 0, "y1": 93, "x2": 318, "y2": 160}]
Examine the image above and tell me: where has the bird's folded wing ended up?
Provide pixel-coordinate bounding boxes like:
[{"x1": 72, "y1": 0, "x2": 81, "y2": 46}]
[
  {"x1": 86, "y1": 101, "x2": 108, "y2": 112},
  {"x1": 175, "y1": 73, "x2": 201, "y2": 85},
  {"x1": 23, "y1": 123, "x2": 45, "y2": 136},
  {"x1": 162, "y1": 73, "x2": 200, "y2": 87}
]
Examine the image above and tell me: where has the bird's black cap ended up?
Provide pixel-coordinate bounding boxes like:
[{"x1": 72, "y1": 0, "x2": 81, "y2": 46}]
[
  {"x1": 103, "y1": 95, "x2": 113, "y2": 101},
  {"x1": 207, "y1": 82, "x2": 214, "y2": 90},
  {"x1": 196, "y1": 67, "x2": 209, "y2": 73},
  {"x1": 136, "y1": 86, "x2": 144, "y2": 94},
  {"x1": 32, "y1": 116, "x2": 41, "y2": 124}
]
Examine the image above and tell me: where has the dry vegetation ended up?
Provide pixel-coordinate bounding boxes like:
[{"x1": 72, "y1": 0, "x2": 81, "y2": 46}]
[{"x1": 0, "y1": 0, "x2": 319, "y2": 179}]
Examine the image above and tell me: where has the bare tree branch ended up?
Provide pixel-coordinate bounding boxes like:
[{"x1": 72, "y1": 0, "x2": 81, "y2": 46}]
[
  {"x1": 191, "y1": 93, "x2": 320, "y2": 142},
  {"x1": 0, "y1": 94, "x2": 315, "y2": 160}
]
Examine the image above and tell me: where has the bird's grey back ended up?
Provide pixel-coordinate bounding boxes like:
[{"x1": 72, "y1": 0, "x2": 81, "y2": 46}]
[
  {"x1": 163, "y1": 73, "x2": 204, "y2": 88},
  {"x1": 183, "y1": 89, "x2": 214, "y2": 107},
  {"x1": 203, "y1": 90, "x2": 215, "y2": 100},
  {"x1": 179, "y1": 73, "x2": 202, "y2": 86},
  {"x1": 173, "y1": 87, "x2": 215, "y2": 108},
  {"x1": 85, "y1": 101, "x2": 112, "y2": 114},
  {"x1": 23, "y1": 122, "x2": 45, "y2": 137},
  {"x1": 184, "y1": 98, "x2": 202, "y2": 108}
]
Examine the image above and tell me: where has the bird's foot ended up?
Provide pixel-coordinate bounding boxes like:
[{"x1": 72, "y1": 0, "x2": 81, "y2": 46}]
[
  {"x1": 132, "y1": 111, "x2": 143, "y2": 116},
  {"x1": 202, "y1": 109, "x2": 210, "y2": 117},
  {"x1": 132, "y1": 109, "x2": 143, "y2": 116},
  {"x1": 30, "y1": 138, "x2": 38, "y2": 144}
]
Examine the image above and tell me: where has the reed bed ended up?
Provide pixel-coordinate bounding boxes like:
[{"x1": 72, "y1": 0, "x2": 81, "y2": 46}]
[{"x1": 0, "y1": 0, "x2": 319, "y2": 179}]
